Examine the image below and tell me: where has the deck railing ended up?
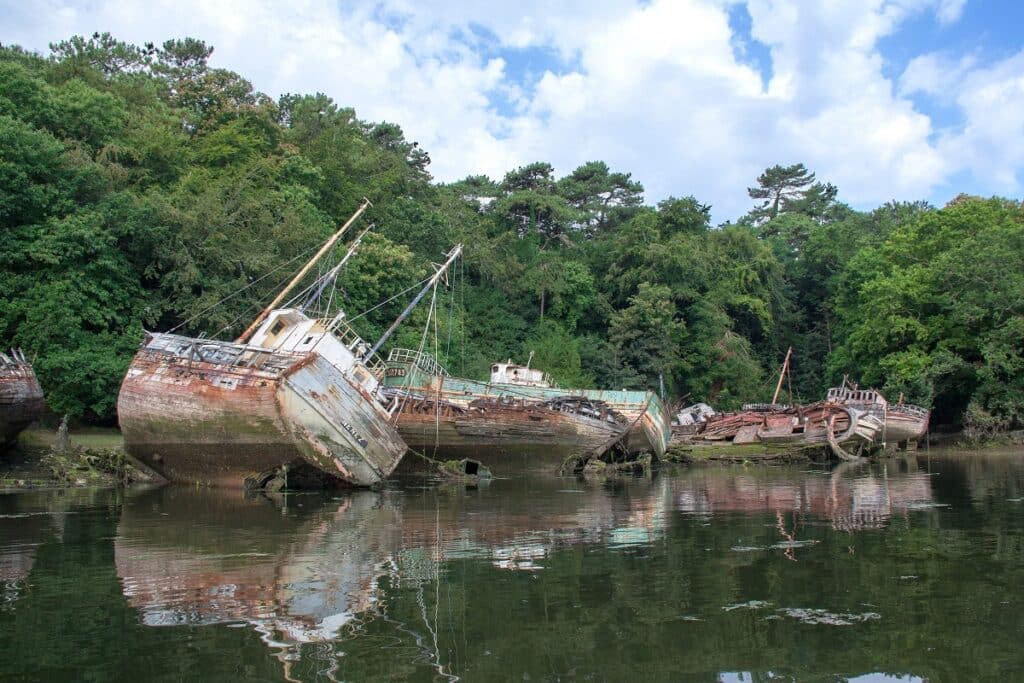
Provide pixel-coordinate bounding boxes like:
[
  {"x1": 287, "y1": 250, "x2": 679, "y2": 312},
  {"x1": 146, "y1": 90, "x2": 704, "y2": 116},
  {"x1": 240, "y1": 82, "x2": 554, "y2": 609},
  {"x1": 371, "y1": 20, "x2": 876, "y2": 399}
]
[{"x1": 387, "y1": 348, "x2": 449, "y2": 377}]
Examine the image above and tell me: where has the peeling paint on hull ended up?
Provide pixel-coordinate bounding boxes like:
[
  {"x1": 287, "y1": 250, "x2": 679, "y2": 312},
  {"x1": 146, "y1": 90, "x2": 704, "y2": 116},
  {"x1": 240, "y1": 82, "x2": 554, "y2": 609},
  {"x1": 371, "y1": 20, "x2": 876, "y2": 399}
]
[
  {"x1": 117, "y1": 335, "x2": 406, "y2": 488},
  {"x1": 1, "y1": 357, "x2": 44, "y2": 447},
  {"x1": 384, "y1": 361, "x2": 671, "y2": 457},
  {"x1": 392, "y1": 396, "x2": 627, "y2": 470}
]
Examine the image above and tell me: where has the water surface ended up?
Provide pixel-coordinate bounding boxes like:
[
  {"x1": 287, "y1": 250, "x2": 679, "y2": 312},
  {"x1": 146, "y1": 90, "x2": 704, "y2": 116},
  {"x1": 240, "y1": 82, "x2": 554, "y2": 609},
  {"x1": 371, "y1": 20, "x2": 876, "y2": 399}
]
[{"x1": 1, "y1": 452, "x2": 1022, "y2": 681}]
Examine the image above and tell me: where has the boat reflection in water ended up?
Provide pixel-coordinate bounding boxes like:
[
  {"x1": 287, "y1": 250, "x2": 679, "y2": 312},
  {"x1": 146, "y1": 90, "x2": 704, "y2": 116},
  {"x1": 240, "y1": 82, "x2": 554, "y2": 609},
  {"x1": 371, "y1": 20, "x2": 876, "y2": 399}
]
[
  {"x1": 115, "y1": 487, "x2": 400, "y2": 646},
  {"x1": 0, "y1": 497, "x2": 55, "y2": 601},
  {"x1": 113, "y1": 460, "x2": 941, "y2": 678},
  {"x1": 674, "y1": 459, "x2": 935, "y2": 531}
]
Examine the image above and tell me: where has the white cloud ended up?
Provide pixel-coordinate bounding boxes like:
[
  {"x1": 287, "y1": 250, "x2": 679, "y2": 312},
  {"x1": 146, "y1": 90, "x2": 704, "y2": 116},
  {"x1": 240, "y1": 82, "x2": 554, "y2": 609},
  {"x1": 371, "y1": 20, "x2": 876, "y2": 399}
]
[
  {"x1": 1, "y1": 0, "x2": 1013, "y2": 221},
  {"x1": 935, "y1": 51, "x2": 1024, "y2": 192},
  {"x1": 900, "y1": 52, "x2": 977, "y2": 97},
  {"x1": 935, "y1": 0, "x2": 967, "y2": 25}
]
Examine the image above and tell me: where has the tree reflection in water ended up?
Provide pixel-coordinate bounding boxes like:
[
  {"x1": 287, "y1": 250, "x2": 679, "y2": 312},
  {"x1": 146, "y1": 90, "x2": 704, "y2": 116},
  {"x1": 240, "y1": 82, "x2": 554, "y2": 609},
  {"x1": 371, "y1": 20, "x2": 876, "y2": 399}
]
[{"x1": 1, "y1": 453, "x2": 1022, "y2": 681}]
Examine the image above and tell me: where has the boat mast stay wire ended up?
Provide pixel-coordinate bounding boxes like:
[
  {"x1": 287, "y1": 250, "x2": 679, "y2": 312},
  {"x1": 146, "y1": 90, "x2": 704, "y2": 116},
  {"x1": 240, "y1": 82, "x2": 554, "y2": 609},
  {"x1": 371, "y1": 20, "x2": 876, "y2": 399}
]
[
  {"x1": 344, "y1": 274, "x2": 436, "y2": 324},
  {"x1": 167, "y1": 241, "x2": 321, "y2": 335},
  {"x1": 236, "y1": 198, "x2": 372, "y2": 343},
  {"x1": 208, "y1": 254, "x2": 330, "y2": 340}
]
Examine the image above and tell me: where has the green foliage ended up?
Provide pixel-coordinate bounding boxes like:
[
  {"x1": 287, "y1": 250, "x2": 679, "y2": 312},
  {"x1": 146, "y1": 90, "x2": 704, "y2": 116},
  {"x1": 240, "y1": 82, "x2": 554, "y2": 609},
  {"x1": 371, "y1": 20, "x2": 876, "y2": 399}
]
[
  {"x1": 829, "y1": 196, "x2": 1024, "y2": 427},
  {"x1": 1, "y1": 34, "x2": 1020, "y2": 433},
  {"x1": 746, "y1": 162, "x2": 838, "y2": 226}
]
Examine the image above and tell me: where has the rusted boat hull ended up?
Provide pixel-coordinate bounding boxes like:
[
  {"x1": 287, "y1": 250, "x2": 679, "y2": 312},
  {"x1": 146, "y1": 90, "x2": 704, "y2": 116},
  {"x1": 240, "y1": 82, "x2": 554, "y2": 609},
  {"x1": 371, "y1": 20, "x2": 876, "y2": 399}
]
[
  {"x1": 690, "y1": 402, "x2": 880, "y2": 453},
  {"x1": 1, "y1": 360, "x2": 44, "y2": 447},
  {"x1": 392, "y1": 395, "x2": 627, "y2": 473},
  {"x1": 383, "y1": 351, "x2": 671, "y2": 457},
  {"x1": 117, "y1": 336, "x2": 406, "y2": 488}
]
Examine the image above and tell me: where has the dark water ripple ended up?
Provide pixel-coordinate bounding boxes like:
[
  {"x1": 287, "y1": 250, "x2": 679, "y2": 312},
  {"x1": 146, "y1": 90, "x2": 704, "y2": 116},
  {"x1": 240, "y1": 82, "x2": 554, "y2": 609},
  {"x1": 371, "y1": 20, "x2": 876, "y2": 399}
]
[{"x1": 1, "y1": 451, "x2": 1023, "y2": 681}]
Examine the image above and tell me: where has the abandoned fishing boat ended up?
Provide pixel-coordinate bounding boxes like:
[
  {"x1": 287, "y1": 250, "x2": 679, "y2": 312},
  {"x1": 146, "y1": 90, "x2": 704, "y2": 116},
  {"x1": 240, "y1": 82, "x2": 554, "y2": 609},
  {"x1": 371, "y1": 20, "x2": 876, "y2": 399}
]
[
  {"x1": 382, "y1": 350, "x2": 629, "y2": 467},
  {"x1": 826, "y1": 383, "x2": 930, "y2": 446},
  {"x1": 119, "y1": 200, "x2": 459, "y2": 488},
  {"x1": 692, "y1": 400, "x2": 882, "y2": 452},
  {"x1": 1, "y1": 349, "x2": 45, "y2": 447},
  {"x1": 384, "y1": 352, "x2": 670, "y2": 457}
]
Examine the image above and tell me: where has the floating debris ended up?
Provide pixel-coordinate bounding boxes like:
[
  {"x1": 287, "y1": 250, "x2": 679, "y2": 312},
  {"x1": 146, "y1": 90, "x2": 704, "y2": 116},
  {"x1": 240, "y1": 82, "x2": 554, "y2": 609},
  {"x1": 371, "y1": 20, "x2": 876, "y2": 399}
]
[
  {"x1": 896, "y1": 501, "x2": 951, "y2": 510},
  {"x1": 770, "y1": 539, "x2": 820, "y2": 550},
  {"x1": 775, "y1": 607, "x2": 881, "y2": 626},
  {"x1": 437, "y1": 458, "x2": 493, "y2": 485},
  {"x1": 723, "y1": 600, "x2": 772, "y2": 611}
]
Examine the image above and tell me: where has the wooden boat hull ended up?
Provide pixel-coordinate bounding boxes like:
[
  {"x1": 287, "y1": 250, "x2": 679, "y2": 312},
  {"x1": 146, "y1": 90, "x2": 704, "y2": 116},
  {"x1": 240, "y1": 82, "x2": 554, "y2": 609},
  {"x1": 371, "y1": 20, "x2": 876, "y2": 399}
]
[
  {"x1": 691, "y1": 403, "x2": 880, "y2": 452},
  {"x1": 825, "y1": 384, "x2": 930, "y2": 446},
  {"x1": 1, "y1": 361, "x2": 44, "y2": 447},
  {"x1": 392, "y1": 395, "x2": 627, "y2": 472},
  {"x1": 881, "y1": 410, "x2": 929, "y2": 443},
  {"x1": 859, "y1": 406, "x2": 929, "y2": 444},
  {"x1": 384, "y1": 360, "x2": 671, "y2": 457},
  {"x1": 117, "y1": 335, "x2": 406, "y2": 488}
]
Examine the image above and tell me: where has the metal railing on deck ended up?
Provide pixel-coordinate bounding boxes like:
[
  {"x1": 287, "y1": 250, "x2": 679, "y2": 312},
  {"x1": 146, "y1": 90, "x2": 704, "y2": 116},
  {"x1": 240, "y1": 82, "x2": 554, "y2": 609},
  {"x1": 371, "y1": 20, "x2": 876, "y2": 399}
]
[
  {"x1": 146, "y1": 333, "x2": 304, "y2": 372},
  {"x1": 321, "y1": 318, "x2": 387, "y2": 379},
  {"x1": 387, "y1": 348, "x2": 449, "y2": 377}
]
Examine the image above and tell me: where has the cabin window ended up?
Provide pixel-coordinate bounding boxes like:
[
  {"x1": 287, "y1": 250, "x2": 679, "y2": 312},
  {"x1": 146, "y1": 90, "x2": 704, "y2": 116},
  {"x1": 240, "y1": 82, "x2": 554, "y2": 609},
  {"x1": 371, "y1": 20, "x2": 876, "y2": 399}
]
[
  {"x1": 270, "y1": 320, "x2": 285, "y2": 335},
  {"x1": 304, "y1": 336, "x2": 314, "y2": 345}
]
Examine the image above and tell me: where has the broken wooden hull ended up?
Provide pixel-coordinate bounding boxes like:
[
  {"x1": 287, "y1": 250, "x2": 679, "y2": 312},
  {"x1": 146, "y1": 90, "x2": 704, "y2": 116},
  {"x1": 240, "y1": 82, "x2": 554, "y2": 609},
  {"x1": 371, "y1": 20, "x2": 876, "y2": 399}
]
[
  {"x1": 1, "y1": 356, "x2": 44, "y2": 447},
  {"x1": 383, "y1": 356, "x2": 670, "y2": 457},
  {"x1": 390, "y1": 395, "x2": 627, "y2": 471},
  {"x1": 854, "y1": 405, "x2": 929, "y2": 444},
  {"x1": 824, "y1": 384, "x2": 930, "y2": 446},
  {"x1": 117, "y1": 334, "x2": 406, "y2": 488},
  {"x1": 691, "y1": 402, "x2": 881, "y2": 452}
]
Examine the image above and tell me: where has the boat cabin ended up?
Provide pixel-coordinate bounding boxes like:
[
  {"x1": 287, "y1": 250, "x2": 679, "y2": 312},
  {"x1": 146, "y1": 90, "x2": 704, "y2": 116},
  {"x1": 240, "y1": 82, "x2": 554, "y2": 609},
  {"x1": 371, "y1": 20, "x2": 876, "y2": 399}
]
[
  {"x1": 489, "y1": 360, "x2": 552, "y2": 388},
  {"x1": 247, "y1": 308, "x2": 383, "y2": 393}
]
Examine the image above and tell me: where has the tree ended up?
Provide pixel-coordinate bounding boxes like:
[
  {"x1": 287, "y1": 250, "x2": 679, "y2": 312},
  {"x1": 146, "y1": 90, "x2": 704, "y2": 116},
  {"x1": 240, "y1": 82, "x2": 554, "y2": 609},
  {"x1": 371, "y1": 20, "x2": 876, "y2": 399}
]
[
  {"x1": 494, "y1": 162, "x2": 577, "y2": 242},
  {"x1": 557, "y1": 161, "x2": 643, "y2": 236},
  {"x1": 746, "y1": 162, "x2": 837, "y2": 225}
]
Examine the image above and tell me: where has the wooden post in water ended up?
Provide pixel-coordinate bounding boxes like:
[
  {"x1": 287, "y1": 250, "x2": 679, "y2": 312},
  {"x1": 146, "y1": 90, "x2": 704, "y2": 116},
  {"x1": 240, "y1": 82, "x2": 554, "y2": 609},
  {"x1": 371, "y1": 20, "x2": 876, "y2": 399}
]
[
  {"x1": 236, "y1": 198, "x2": 371, "y2": 343},
  {"x1": 771, "y1": 346, "x2": 793, "y2": 405}
]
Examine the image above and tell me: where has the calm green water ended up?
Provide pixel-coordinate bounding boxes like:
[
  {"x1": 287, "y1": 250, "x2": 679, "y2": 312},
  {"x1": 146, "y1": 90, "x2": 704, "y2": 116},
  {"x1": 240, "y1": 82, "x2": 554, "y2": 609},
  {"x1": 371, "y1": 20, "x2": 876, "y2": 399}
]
[{"x1": 1, "y1": 452, "x2": 1023, "y2": 681}]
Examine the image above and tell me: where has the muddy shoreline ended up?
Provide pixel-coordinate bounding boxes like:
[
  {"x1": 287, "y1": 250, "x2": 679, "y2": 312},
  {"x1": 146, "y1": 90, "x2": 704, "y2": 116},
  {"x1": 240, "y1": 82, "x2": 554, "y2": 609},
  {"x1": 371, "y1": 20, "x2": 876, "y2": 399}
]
[{"x1": 2, "y1": 425, "x2": 1021, "y2": 492}]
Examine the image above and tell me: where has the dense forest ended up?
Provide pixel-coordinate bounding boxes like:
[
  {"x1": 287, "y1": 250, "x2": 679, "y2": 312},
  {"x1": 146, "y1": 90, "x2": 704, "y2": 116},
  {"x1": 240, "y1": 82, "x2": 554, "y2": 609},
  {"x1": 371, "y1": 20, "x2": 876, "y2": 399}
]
[{"x1": 1, "y1": 34, "x2": 1021, "y2": 434}]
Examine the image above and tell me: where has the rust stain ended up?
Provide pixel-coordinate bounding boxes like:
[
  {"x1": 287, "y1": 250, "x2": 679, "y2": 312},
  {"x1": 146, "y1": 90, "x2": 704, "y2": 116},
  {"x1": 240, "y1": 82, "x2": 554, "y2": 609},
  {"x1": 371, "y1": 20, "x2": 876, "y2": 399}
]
[{"x1": 1, "y1": 351, "x2": 45, "y2": 445}]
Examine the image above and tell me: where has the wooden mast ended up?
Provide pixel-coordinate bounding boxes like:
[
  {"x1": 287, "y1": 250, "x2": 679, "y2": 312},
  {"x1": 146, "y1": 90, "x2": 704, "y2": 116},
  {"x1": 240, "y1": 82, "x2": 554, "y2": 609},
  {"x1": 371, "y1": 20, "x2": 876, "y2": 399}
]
[
  {"x1": 771, "y1": 346, "x2": 793, "y2": 405},
  {"x1": 236, "y1": 198, "x2": 371, "y2": 343}
]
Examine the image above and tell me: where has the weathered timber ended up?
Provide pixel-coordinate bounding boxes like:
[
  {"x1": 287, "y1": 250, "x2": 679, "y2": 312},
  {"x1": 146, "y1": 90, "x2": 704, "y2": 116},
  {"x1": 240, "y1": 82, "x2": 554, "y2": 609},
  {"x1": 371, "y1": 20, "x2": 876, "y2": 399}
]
[
  {"x1": 384, "y1": 348, "x2": 672, "y2": 457},
  {"x1": 388, "y1": 392, "x2": 628, "y2": 472},
  {"x1": 826, "y1": 384, "x2": 930, "y2": 446},
  {"x1": 1, "y1": 350, "x2": 45, "y2": 448},
  {"x1": 118, "y1": 326, "x2": 406, "y2": 488},
  {"x1": 686, "y1": 401, "x2": 879, "y2": 456}
]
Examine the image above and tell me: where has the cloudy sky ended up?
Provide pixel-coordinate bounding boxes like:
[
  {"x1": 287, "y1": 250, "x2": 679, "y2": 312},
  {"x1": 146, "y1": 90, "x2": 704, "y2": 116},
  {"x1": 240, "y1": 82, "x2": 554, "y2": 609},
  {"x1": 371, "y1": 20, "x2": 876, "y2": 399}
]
[{"x1": 2, "y1": 0, "x2": 1022, "y2": 221}]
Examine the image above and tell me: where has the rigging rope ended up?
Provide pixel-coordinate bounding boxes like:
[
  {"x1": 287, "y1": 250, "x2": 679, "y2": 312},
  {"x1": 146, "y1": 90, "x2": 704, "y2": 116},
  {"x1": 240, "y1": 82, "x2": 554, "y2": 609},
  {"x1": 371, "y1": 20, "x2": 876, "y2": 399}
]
[
  {"x1": 345, "y1": 274, "x2": 436, "y2": 324},
  {"x1": 169, "y1": 242, "x2": 321, "y2": 334}
]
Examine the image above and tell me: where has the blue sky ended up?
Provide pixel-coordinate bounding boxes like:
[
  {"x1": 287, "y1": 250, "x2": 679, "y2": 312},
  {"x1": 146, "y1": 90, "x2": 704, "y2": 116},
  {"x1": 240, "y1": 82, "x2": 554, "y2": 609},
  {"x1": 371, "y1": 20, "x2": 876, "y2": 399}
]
[{"x1": 2, "y1": 0, "x2": 1022, "y2": 221}]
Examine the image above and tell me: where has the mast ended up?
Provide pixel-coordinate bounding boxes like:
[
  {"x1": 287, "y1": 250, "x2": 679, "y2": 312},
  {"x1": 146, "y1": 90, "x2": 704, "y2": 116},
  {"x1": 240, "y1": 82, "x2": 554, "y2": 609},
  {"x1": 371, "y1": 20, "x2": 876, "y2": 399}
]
[
  {"x1": 771, "y1": 346, "x2": 793, "y2": 405},
  {"x1": 298, "y1": 224, "x2": 373, "y2": 313},
  {"x1": 236, "y1": 198, "x2": 371, "y2": 343},
  {"x1": 363, "y1": 245, "x2": 462, "y2": 361}
]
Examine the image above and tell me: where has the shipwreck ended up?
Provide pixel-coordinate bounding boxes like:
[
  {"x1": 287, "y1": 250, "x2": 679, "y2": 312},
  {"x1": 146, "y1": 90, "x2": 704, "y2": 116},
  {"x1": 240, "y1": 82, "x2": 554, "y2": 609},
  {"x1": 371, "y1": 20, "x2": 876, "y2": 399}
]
[
  {"x1": 0, "y1": 349, "x2": 44, "y2": 448},
  {"x1": 118, "y1": 198, "x2": 461, "y2": 489},
  {"x1": 826, "y1": 382, "x2": 930, "y2": 447},
  {"x1": 383, "y1": 350, "x2": 630, "y2": 470},
  {"x1": 383, "y1": 352, "x2": 670, "y2": 461}
]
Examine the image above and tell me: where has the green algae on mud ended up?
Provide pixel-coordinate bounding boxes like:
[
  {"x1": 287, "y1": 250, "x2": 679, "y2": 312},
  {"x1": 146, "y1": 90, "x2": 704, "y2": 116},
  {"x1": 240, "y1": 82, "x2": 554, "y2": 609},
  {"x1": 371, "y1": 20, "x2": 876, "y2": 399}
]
[{"x1": 1, "y1": 426, "x2": 141, "y2": 491}]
